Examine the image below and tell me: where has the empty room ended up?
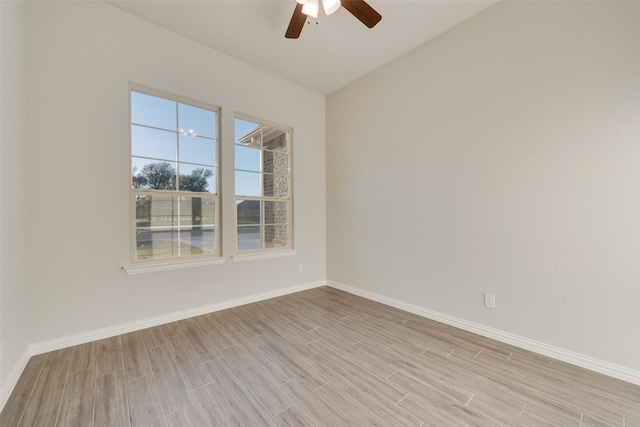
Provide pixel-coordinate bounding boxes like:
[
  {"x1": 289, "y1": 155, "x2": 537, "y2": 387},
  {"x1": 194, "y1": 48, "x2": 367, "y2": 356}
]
[{"x1": 1, "y1": 0, "x2": 639, "y2": 425}]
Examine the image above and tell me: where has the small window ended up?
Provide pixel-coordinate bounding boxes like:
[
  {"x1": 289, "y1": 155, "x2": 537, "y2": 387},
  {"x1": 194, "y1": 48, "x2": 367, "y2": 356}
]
[
  {"x1": 130, "y1": 88, "x2": 219, "y2": 262},
  {"x1": 235, "y1": 117, "x2": 292, "y2": 252}
]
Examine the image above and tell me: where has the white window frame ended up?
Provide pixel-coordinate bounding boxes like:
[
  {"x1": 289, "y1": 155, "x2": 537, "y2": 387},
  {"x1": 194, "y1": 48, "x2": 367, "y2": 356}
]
[
  {"x1": 126, "y1": 85, "x2": 223, "y2": 271},
  {"x1": 233, "y1": 114, "x2": 294, "y2": 258}
]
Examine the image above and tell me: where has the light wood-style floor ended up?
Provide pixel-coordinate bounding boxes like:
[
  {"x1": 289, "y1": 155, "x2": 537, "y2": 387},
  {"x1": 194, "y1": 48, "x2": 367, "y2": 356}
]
[{"x1": 2, "y1": 286, "x2": 639, "y2": 426}]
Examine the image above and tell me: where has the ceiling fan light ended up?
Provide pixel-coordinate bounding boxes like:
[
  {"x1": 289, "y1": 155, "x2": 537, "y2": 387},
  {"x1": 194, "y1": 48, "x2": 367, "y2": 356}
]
[
  {"x1": 322, "y1": 0, "x2": 340, "y2": 15},
  {"x1": 302, "y1": 0, "x2": 319, "y2": 18}
]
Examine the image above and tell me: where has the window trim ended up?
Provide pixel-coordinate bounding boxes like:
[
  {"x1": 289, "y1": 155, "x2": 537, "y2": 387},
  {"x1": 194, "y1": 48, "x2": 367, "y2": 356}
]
[
  {"x1": 123, "y1": 256, "x2": 226, "y2": 275},
  {"x1": 231, "y1": 250, "x2": 297, "y2": 263},
  {"x1": 128, "y1": 84, "x2": 222, "y2": 265}
]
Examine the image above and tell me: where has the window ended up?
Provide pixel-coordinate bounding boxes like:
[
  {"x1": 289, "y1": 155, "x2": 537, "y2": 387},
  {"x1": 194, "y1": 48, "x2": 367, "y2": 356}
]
[
  {"x1": 235, "y1": 117, "x2": 292, "y2": 252},
  {"x1": 130, "y1": 88, "x2": 219, "y2": 262}
]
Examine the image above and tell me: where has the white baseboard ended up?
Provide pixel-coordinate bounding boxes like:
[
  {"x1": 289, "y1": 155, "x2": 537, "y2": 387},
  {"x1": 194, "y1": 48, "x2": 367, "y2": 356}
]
[
  {"x1": 327, "y1": 280, "x2": 640, "y2": 386},
  {"x1": 30, "y1": 280, "x2": 326, "y2": 355},
  {"x1": 0, "y1": 349, "x2": 31, "y2": 414},
  {"x1": 0, "y1": 280, "x2": 325, "y2": 413}
]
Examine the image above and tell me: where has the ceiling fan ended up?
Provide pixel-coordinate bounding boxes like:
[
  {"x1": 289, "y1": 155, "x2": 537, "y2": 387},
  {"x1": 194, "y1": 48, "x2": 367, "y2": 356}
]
[{"x1": 285, "y1": 0, "x2": 382, "y2": 39}]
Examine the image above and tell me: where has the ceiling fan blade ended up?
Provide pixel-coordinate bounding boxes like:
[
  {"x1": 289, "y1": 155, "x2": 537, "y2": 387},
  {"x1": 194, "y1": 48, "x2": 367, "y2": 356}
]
[
  {"x1": 285, "y1": 3, "x2": 307, "y2": 39},
  {"x1": 341, "y1": 0, "x2": 382, "y2": 28}
]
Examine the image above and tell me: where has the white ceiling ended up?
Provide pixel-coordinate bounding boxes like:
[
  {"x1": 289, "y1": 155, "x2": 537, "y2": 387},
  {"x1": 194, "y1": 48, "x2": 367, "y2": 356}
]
[{"x1": 107, "y1": 0, "x2": 499, "y2": 95}]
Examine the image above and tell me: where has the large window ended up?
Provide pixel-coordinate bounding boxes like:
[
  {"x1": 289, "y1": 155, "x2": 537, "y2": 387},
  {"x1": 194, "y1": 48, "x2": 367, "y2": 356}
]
[
  {"x1": 130, "y1": 88, "x2": 219, "y2": 262},
  {"x1": 235, "y1": 117, "x2": 291, "y2": 252}
]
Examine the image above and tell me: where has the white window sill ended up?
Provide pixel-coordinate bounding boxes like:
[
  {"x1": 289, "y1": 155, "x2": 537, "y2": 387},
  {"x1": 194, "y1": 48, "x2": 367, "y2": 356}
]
[
  {"x1": 123, "y1": 257, "x2": 226, "y2": 275},
  {"x1": 232, "y1": 249, "x2": 296, "y2": 263}
]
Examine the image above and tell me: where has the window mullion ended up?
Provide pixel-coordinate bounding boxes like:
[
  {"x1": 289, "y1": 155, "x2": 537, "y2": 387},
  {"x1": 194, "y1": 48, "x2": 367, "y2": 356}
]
[
  {"x1": 175, "y1": 102, "x2": 181, "y2": 258},
  {"x1": 175, "y1": 102, "x2": 180, "y2": 191}
]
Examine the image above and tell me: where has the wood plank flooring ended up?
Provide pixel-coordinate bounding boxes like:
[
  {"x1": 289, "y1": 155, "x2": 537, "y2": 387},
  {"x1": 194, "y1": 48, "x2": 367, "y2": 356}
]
[{"x1": 2, "y1": 286, "x2": 639, "y2": 426}]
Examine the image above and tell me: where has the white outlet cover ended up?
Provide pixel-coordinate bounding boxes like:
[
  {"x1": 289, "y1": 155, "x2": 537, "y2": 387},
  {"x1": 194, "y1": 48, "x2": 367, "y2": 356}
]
[{"x1": 484, "y1": 294, "x2": 496, "y2": 309}]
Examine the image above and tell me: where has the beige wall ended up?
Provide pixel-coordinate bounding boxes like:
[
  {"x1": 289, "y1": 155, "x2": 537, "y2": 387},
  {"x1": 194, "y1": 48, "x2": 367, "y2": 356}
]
[
  {"x1": 1, "y1": 1, "x2": 31, "y2": 394},
  {"x1": 327, "y1": 1, "x2": 640, "y2": 371},
  {"x1": 20, "y1": 1, "x2": 325, "y2": 347}
]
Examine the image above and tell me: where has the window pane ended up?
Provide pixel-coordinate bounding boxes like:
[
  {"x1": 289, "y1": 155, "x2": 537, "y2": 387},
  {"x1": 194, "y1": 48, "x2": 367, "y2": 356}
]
[
  {"x1": 178, "y1": 103, "x2": 216, "y2": 139},
  {"x1": 179, "y1": 196, "x2": 215, "y2": 227},
  {"x1": 263, "y1": 131, "x2": 287, "y2": 151},
  {"x1": 178, "y1": 163, "x2": 216, "y2": 193},
  {"x1": 263, "y1": 174, "x2": 289, "y2": 198},
  {"x1": 264, "y1": 225, "x2": 288, "y2": 249},
  {"x1": 235, "y1": 119, "x2": 261, "y2": 145},
  {"x1": 135, "y1": 194, "x2": 177, "y2": 260},
  {"x1": 237, "y1": 226, "x2": 261, "y2": 251},
  {"x1": 263, "y1": 151, "x2": 288, "y2": 175},
  {"x1": 136, "y1": 229, "x2": 179, "y2": 260},
  {"x1": 235, "y1": 170, "x2": 261, "y2": 196},
  {"x1": 131, "y1": 91, "x2": 176, "y2": 131},
  {"x1": 132, "y1": 158, "x2": 176, "y2": 190},
  {"x1": 179, "y1": 196, "x2": 216, "y2": 255},
  {"x1": 131, "y1": 125, "x2": 176, "y2": 161},
  {"x1": 264, "y1": 201, "x2": 288, "y2": 225},
  {"x1": 237, "y1": 200, "x2": 260, "y2": 225},
  {"x1": 262, "y1": 151, "x2": 289, "y2": 175},
  {"x1": 146, "y1": 194, "x2": 176, "y2": 228},
  {"x1": 179, "y1": 134, "x2": 215, "y2": 166},
  {"x1": 181, "y1": 228, "x2": 216, "y2": 256},
  {"x1": 235, "y1": 145, "x2": 260, "y2": 172}
]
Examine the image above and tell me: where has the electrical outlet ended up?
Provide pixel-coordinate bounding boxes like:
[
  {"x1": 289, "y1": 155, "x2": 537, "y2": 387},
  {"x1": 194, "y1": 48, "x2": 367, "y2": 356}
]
[
  {"x1": 484, "y1": 293, "x2": 496, "y2": 309},
  {"x1": 298, "y1": 264, "x2": 304, "y2": 273}
]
